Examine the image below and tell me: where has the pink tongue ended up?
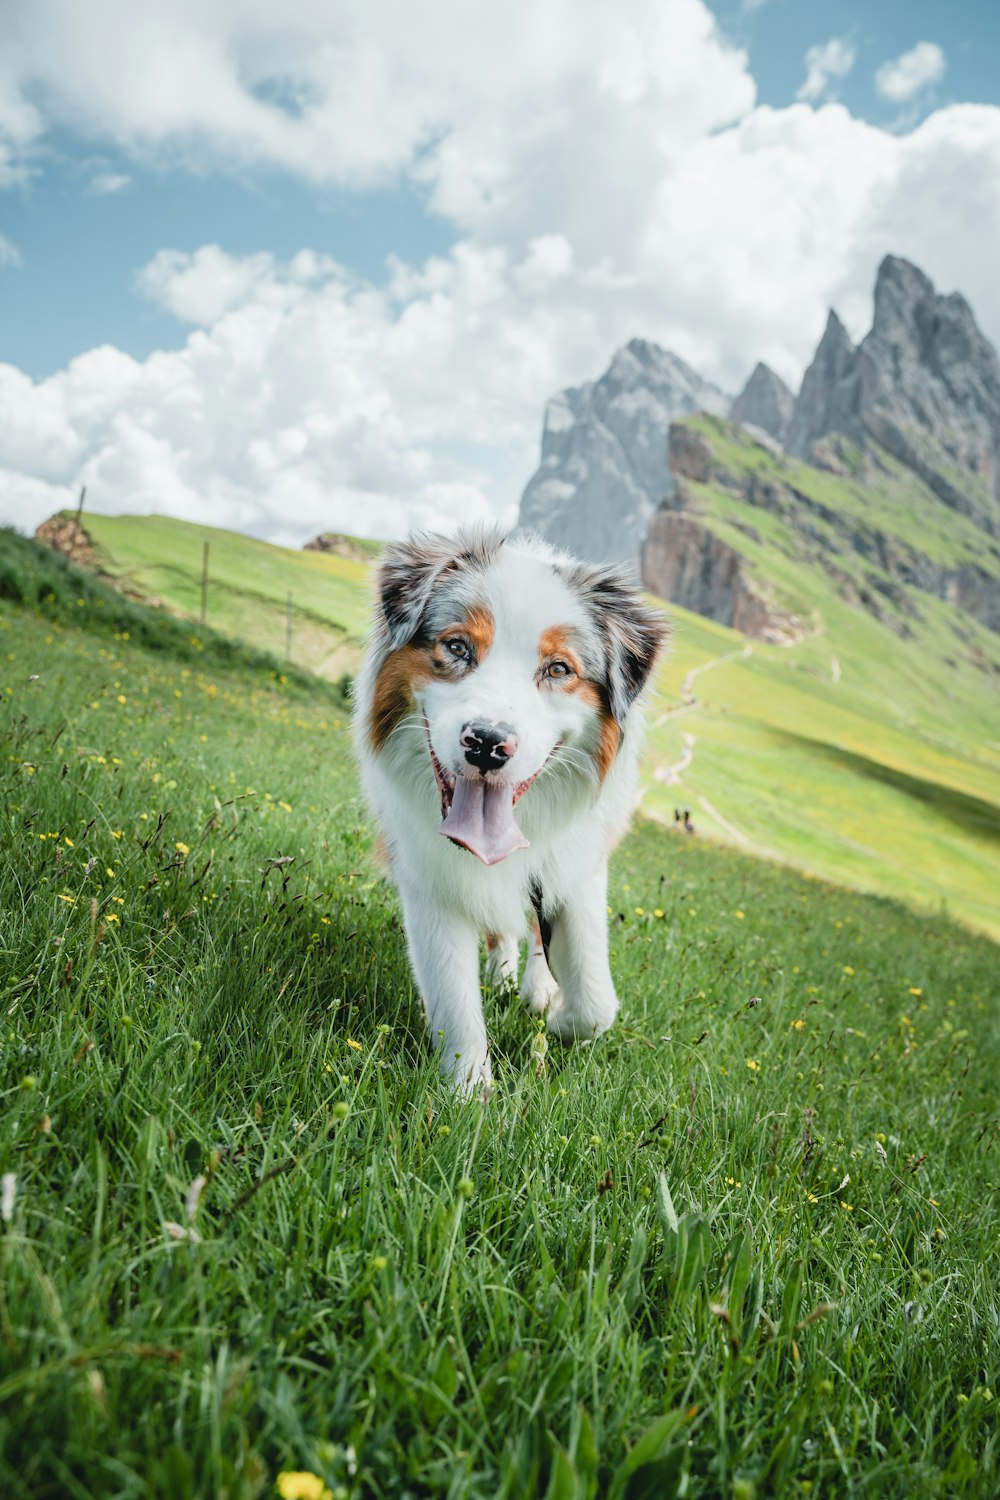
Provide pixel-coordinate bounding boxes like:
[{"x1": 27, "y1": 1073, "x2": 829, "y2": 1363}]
[{"x1": 440, "y1": 777, "x2": 530, "y2": 865}]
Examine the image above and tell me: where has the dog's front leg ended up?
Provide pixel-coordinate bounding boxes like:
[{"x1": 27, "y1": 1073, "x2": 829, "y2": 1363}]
[
  {"x1": 399, "y1": 885, "x2": 491, "y2": 1091},
  {"x1": 544, "y1": 863, "x2": 619, "y2": 1041}
]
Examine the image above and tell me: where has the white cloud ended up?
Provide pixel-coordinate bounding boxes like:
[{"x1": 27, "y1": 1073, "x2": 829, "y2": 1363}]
[
  {"x1": 90, "y1": 170, "x2": 131, "y2": 195},
  {"x1": 0, "y1": 4, "x2": 999, "y2": 548},
  {"x1": 138, "y1": 245, "x2": 282, "y2": 325},
  {"x1": 796, "y1": 38, "x2": 856, "y2": 104},
  {"x1": 875, "y1": 42, "x2": 946, "y2": 104},
  {"x1": 0, "y1": 231, "x2": 21, "y2": 269},
  {"x1": 0, "y1": 0, "x2": 753, "y2": 191}
]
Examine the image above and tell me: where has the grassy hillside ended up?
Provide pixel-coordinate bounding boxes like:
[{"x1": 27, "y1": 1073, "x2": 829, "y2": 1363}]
[
  {"x1": 2, "y1": 570, "x2": 998, "y2": 1498},
  {"x1": 34, "y1": 507, "x2": 1000, "y2": 940},
  {"x1": 640, "y1": 418, "x2": 1000, "y2": 939},
  {"x1": 63, "y1": 511, "x2": 375, "y2": 678}
]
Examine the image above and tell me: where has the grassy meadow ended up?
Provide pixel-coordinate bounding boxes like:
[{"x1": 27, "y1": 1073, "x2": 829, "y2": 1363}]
[
  {"x1": 79, "y1": 511, "x2": 375, "y2": 678},
  {"x1": 51, "y1": 506, "x2": 1000, "y2": 940},
  {"x1": 2, "y1": 532, "x2": 999, "y2": 1497}
]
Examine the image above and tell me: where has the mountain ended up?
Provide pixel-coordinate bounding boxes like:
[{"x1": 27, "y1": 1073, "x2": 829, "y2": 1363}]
[
  {"x1": 517, "y1": 338, "x2": 729, "y2": 563},
  {"x1": 642, "y1": 413, "x2": 1000, "y2": 643},
  {"x1": 786, "y1": 255, "x2": 1000, "y2": 537},
  {"x1": 730, "y1": 361, "x2": 794, "y2": 445}
]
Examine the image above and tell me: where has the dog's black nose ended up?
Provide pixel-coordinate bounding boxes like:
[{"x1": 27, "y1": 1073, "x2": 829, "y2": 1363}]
[{"x1": 460, "y1": 721, "x2": 519, "y2": 773}]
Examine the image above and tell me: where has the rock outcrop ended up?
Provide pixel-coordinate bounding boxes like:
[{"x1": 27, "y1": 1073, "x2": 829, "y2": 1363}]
[
  {"x1": 304, "y1": 532, "x2": 373, "y2": 563},
  {"x1": 641, "y1": 508, "x2": 810, "y2": 644},
  {"x1": 730, "y1": 362, "x2": 794, "y2": 445},
  {"x1": 517, "y1": 338, "x2": 729, "y2": 564},
  {"x1": 786, "y1": 256, "x2": 1000, "y2": 535}
]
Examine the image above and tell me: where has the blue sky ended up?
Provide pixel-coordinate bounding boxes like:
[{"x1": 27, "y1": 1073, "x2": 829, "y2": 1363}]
[
  {"x1": 1, "y1": 0, "x2": 999, "y2": 543},
  {"x1": 3, "y1": 0, "x2": 995, "y2": 380},
  {"x1": 707, "y1": 0, "x2": 996, "y2": 122}
]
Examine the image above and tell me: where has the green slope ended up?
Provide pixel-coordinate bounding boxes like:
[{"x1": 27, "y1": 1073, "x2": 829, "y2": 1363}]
[
  {"x1": 2, "y1": 585, "x2": 998, "y2": 1497},
  {"x1": 75, "y1": 511, "x2": 375, "y2": 678},
  {"x1": 30, "y1": 505, "x2": 1000, "y2": 939},
  {"x1": 639, "y1": 418, "x2": 1000, "y2": 938}
]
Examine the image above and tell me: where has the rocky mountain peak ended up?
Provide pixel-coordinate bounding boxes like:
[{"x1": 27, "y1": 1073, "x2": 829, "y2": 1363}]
[
  {"x1": 785, "y1": 311, "x2": 859, "y2": 461},
  {"x1": 870, "y1": 254, "x2": 936, "y2": 336},
  {"x1": 730, "y1": 361, "x2": 795, "y2": 444},
  {"x1": 517, "y1": 338, "x2": 729, "y2": 564},
  {"x1": 786, "y1": 257, "x2": 1000, "y2": 534}
]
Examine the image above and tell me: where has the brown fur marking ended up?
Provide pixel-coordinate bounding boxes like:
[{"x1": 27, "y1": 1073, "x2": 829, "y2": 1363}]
[
  {"x1": 369, "y1": 644, "x2": 434, "y2": 752},
  {"x1": 462, "y1": 603, "x2": 495, "y2": 661},
  {"x1": 538, "y1": 626, "x2": 620, "y2": 781},
  {"x1": 594, "y1": 712, "x2": 621, "y2": 783}
]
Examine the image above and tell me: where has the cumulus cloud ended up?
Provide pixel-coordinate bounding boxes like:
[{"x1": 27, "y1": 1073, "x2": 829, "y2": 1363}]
[
  {"x1": 0, "y1": 3, "x2": 999, "y2": 546},
  {"x1": 796, "y1": 38, "x2": 856, "y2": 104},
  {"x1": 89, "y1": 170, "x2": 131, "y2": 195},
  {"x1": 138, "y1": 245, "x2": 282, "y2": 325},
  {"x1": 875, "y1": 42, "x2": 946, "y2": 104},
  {"x1": 0, "y1": 231, "x2": 21, "y2": 268},
  {"x1": 0, "y1": 0, "x2": 752, "y2": 192}
]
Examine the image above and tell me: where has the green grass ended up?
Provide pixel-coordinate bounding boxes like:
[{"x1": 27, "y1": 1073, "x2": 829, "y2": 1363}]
[
  {"x1": 2, "y1": 584, "x2": 999, "y2": 1498},
  {"x1": 70, "y1": 511, "x2": 375, "y2": 677},
  {"x1": 26, "y1": 507, "x2": 1000, "y2": 939}
]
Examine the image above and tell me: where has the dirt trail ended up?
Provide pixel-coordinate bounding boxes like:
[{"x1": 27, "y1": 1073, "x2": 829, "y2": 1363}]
[{"x1": 650, "y1": 642, "x2": 752, "y2": 787}]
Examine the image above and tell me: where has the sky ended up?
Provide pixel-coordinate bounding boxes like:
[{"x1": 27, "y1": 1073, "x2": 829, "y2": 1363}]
[{"x1": 1, "y1": 0, "x2": 1000, "y2": 546}]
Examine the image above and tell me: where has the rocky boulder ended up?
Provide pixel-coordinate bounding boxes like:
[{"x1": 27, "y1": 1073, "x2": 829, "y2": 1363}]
[{"x1": 304, "y1": 532, "x2": 374, "y2": 563}]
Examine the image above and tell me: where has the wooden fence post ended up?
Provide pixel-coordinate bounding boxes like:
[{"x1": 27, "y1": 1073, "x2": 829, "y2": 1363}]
[{"x1": 200, "y1": 542, "x2": 209, "y2": 627}]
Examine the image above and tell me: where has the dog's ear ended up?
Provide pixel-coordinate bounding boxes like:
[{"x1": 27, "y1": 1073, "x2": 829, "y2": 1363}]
[
  {"x1": 564, "y1": 563, "x2": 668, "y2": 722},
  {"x1": 377, "y1": 534, "x2": 459, "y2": 649},
  {"x1": 377, "y1": 527, "x2": 507, "y2": 649}
]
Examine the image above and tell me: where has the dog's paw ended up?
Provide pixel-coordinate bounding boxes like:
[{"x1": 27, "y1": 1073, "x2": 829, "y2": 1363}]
[
  {"x1": 485, "y1": 936, "x2": 519, "y2": 988},
  {"x1": 521, "y1": 971, "x2": 561, "y2": 1018},
  {"x1": 443, "y1": 1050, "x2": 493, "y2": 1100},
  {"x1": 545, "y1": 994, "x2": 617, "y2": 1043}
]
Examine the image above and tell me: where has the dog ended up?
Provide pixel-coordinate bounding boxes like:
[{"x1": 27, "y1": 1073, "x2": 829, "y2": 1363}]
[{"x1": 353, "y1": 526, "x2": 666, "y2": 1090}]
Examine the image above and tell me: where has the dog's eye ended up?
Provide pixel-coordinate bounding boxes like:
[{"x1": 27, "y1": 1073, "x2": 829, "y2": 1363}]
[
  {"x1": 445, "y1": 637, "x2": 472, "y2": 661},
  {"x1": 546, "y1": 659, "x2": 573, "y2": 679}
]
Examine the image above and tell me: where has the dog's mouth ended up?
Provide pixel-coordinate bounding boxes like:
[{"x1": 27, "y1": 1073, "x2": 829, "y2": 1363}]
[{"x1": 426, "y1": 730, "x2": 545, "y2": 866}]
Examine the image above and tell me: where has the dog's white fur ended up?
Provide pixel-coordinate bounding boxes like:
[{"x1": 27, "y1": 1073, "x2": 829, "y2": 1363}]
[{"x1": 353, "y1": 527, "x2": 666, "y2": 1090}]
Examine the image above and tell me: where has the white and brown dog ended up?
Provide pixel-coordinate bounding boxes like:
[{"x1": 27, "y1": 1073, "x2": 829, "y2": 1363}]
[{"x1": 353, "y1": 527, "x2": 666, "y2": 1090}]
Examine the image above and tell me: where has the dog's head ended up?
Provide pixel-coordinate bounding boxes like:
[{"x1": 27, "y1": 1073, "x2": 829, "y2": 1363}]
[{"x1": 366, "y1": 527, "x2": 667, "y2": 864}]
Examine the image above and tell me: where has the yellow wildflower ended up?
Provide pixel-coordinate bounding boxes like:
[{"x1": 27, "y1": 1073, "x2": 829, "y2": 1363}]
[
  {"x1": 745, "y1": 1058, "x2": 759, "y2": 1071},
  {"x1": 276, "y1": 1474, "x2": 332, "y2": 1500},
  {"x1": 175, "y1": 842, "x2": 190, "y2": 856},
  {"x1": 346, "y1": 1038, "x2": 363, "y2": 1051}
]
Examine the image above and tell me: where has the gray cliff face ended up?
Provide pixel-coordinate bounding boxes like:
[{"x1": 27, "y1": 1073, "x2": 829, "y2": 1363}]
[
  {"x1": 641, "y1": 509, "x2": 809, "y2": 644},
  {"x1": 785, "y1": 311, "x2": 860, "y2": 460},
  {"x1": 787, "y1": 256, "x2": 1000, "y2": 534},
  {"x1": 730, "y1": 362, "x2": 794, "y2": 445},
  {"x1": 517, "y1": 338, "x2": 729, "y2": 564}
]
